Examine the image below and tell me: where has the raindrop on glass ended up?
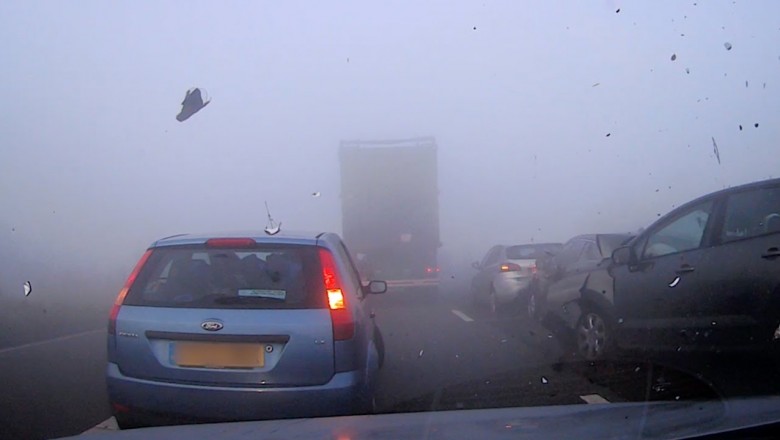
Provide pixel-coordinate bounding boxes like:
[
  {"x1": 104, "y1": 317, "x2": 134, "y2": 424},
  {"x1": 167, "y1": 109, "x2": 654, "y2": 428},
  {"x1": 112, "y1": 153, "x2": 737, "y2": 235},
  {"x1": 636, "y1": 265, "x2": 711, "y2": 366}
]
[
  {"x1": 541, "y1": 376, "x2": 549, "y2": 384},
  {"x1": 23, "y1": 281, "x2": 32, "y2": 297},
  {"x1": 724, "y1": 42, "x2": 732, "y2": 50}
]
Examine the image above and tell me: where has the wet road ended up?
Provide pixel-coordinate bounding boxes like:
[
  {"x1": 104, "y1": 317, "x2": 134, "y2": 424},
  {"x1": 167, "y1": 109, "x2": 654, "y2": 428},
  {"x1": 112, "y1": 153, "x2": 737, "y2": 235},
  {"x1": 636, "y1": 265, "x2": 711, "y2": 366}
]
[{"x1": 2, "y1": 282, "x2": 780, "y2": 439}]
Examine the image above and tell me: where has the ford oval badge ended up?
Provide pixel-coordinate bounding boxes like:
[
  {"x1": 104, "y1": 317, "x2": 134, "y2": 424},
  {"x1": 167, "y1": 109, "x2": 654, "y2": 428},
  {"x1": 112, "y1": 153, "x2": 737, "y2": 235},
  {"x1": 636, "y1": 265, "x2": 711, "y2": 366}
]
[{"x1": 201, "y1": 320, "x2": 223, "y2": 331}]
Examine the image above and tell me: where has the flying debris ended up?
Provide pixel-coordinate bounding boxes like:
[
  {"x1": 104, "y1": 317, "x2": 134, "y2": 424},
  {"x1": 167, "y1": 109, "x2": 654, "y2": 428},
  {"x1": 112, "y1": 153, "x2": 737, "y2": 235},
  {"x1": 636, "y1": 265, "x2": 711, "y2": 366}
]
[
  {"x1": 23, "y1": 281, "x2": 32, "y2": 297},
  {"x1": 724, "y1": 42, "x2": 732, "y2": 51},
  {"x1": 176, "y1": 87, "x2": 211, "y2": 122},
  {"x1": 712, "y1": 137, "x2": 721, "y2": 164},
  {"x1": 264, "y1": 201, "x2": 282, "y2": 236}
]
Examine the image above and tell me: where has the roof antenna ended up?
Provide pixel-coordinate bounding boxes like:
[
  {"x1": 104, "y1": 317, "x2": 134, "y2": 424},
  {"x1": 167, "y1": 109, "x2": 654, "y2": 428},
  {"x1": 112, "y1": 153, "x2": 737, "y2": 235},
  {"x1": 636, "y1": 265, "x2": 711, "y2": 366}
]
[{"x1": 264, "y1": 201, "x2": 281, "y2": 236}]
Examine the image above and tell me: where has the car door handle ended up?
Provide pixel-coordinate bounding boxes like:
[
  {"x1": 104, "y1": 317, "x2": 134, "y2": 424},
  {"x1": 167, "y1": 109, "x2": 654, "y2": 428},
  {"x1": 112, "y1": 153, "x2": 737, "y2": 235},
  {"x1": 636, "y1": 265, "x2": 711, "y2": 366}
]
[
  {"x1": 675, "y1": 265, "x2": 695, "y2": 274},
  {"x1": 762, "y1": 248, "x2": 780, "y2": 260}
]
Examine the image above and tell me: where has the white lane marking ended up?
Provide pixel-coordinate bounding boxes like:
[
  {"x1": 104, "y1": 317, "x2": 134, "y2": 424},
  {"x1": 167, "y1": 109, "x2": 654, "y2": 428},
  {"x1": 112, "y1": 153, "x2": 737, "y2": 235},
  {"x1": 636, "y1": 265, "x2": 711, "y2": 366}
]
[
  {"x1": 0, "y1": 329, "x2": 103, "y2": 355},
  {"x1": 83, "y1": 417, "x2": 119, "y2": 433},
  {"x1": 580, "y1": 394, "x2": 610, "y2": 404},
  {"x1": 451, "y1": 309, "x2": 474, "y2": 322}
]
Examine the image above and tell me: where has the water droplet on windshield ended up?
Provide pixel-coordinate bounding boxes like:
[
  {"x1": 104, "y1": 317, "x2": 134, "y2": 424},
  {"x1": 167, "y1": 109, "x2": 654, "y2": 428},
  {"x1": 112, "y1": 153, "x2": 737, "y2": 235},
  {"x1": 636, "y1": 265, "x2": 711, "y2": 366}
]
[
  {"x1": 724, "y1": 42, "x2": 733, "y2": 50},
  {"x1": 311, "y1": 192, "x2": 321, "y2": 197},
  {"x1": 23, "y1": 281, "x2": 32, "y2": 297},
  {"x1": 634, "y1": 366, "x2": 641, "y2": 372},
  {"x1": 685, "y1": 67, "x2": 690, "y2": 74},
  {"x1": 671, "y1": 53, "x2": 677, "y2": 61},
  {"x1": 675, "y1": 396, "x2": 681, "y2": 400},
  {"x1": 711, "y1": 321, "x2": 717, "y2": 326},
  {"x1": 754, "y1": 123, "x2": 759, "y2": 128},
  {"x1": 605, "y1": 133, "x2": 611, "y2": 137},
  {"x1": 618, "y1": 318, "x2": 624, "y2": 324},
  {"x1": 547, "y1": 334, "x2": 554, "y2": 339},
  {"x1": 739, "y1": 125, "x2": 743, "y2": 131},
  {"x1": 418, "y1": 349, "x2": 424, "y2": 358},
  {"x1": 541, "y1": 376, "x2": 549, "y2": 384}
]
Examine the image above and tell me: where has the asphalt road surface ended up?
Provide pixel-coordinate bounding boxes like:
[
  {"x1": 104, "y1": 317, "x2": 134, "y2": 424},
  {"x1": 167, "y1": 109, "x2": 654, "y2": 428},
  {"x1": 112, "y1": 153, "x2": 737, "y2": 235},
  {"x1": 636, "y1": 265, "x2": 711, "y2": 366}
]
[{"x1": 2, "y1": 282, "x2": 780, "y2": 439}]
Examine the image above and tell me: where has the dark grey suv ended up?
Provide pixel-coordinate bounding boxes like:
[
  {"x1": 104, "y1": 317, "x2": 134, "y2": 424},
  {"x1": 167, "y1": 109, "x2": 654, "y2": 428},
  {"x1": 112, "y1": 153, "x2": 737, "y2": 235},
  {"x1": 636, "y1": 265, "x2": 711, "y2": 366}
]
[{"x1": 541, "y1": 178, "x2": 780, "y2": 360}]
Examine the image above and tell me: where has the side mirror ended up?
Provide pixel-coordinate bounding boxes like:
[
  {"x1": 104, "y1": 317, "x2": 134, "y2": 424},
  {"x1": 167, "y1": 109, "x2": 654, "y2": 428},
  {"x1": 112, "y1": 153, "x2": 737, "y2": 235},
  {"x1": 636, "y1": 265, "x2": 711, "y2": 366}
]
[
  {"x1": 472, "y1": 261, "x2": 481, "y2": 269},
  {"x1": 611, "y1": 246, "x2": 635, "y2": 266},
  {"x1": 366, "y1": 280, "x2": 387, "y2": 294}
]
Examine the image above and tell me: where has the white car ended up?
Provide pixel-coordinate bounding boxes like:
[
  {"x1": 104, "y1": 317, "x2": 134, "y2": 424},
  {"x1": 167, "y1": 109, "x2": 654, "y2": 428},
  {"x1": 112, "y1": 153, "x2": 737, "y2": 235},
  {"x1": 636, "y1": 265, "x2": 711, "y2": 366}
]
[{"x1": 470, "y1": 243, "x2": 562, "y2": 315}]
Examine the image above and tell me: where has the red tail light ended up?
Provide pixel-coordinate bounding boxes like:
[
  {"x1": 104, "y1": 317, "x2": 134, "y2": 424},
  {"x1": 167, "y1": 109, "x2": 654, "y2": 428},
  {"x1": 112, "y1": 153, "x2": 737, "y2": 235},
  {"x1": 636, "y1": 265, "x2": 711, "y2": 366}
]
[
  {"x1": 109, "y1": 249, "x2": 153, "y2": 335},
  {"x1": 111, "y1": 402, "x2": 130, "y2": 414},
  {"x1": 319, "y1": 248, "x2": 354, "y2": 340},
  {"x1": 500, "y1": 262, "x2": 522, "y2": 272},
  {"x1": 425, "y1": 266, "x2": 441, "y2": 273}
]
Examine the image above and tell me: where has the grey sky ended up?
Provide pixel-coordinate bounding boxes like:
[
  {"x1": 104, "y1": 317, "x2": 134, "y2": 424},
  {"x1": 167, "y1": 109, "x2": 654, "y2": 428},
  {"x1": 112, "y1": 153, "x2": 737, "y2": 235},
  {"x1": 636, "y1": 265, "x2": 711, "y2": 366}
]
[{"x1": 1, "y1": 0, "x2": 779, "y2": 268}]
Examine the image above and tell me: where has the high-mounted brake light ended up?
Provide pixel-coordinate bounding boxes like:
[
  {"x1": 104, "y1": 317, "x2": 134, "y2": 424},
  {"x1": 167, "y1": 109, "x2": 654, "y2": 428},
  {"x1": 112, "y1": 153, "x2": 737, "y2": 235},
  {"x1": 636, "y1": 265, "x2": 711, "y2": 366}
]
[
  {"x1": 319, "y1": 248, "x2": 354, "y2": 340},
  {"x1": 109, "y1": 249, "x2": 153, "y2": 335},
  {"x1": 206, "y1": 238, "x2": 257, "y2": 248}
]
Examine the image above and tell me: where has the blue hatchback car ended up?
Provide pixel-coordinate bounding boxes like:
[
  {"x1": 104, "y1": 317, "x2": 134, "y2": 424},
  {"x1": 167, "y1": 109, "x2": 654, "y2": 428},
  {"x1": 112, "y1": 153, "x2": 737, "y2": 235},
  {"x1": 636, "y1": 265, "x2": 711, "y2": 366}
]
[{"x1": 106, "y1": 231, "x2": 386, "y2": 429}]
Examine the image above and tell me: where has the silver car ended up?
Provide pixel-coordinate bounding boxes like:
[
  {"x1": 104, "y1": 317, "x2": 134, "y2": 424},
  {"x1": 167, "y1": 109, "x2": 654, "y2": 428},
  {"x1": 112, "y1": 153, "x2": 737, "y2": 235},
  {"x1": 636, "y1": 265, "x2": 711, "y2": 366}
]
[
  {"x1": 106, "y1": 231, "x2": 387, "y2": 428},
  {"x1": 470, "y1": 243, "x2": 562, "y2": 315}
]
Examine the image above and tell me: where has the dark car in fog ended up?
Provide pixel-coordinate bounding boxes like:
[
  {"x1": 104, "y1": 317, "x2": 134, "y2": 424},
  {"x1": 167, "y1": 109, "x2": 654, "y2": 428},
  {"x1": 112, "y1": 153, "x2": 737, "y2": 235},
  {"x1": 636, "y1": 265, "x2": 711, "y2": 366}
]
[
  {"x1": 542, "y1": 178, "x2": 780, "y2": 360},
  {"x1": 470, "y1": 243, "x2": 562, "y2": 315},
  {"x1": 107, "y1": 231, "x2": 387, "y2": 428},
  {"x1": 529, "y1": 234, "x2": 634, "y2": 359}
]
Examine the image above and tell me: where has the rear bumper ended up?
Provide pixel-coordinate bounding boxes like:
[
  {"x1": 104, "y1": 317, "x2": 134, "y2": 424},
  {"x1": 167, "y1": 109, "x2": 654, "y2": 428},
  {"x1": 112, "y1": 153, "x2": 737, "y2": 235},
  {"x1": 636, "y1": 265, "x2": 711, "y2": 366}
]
[
  {"x1": 107, "y1": 363, "x2": 366, "y2": 422},
  {"x1": 493, "y1": 275, "x2": 533, "y2": 304}
]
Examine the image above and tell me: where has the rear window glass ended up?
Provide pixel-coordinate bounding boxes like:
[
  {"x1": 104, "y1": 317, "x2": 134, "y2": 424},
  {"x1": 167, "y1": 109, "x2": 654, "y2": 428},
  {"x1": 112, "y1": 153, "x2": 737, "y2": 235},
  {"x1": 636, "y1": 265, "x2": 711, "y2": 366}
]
[
  {"x1": 124, "y1": 245, "x2": 325, "y2": 309},
  {"x1": 506, "y1": 244, "x2": 562, "y2": 260}
]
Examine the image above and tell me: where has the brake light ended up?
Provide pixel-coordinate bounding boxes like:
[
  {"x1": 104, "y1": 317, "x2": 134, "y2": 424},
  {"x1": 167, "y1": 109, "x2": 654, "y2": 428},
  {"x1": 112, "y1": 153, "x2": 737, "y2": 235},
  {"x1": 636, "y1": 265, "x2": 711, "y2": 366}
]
[
  {"x1": 500, "y1": 262, "x2": 522, "y2": 272},
  {"x1": 111, "y1": 403, "x2": 130, "y2": 414},
  {"x1": 319, "y1": 248, "x2": 354, "y2": 340},
  {"x1": 109, "y1": 249, "x2": 153, "y2": 335},
  {"x1": 206, "y1": 238, "x2": 256, "y2": 248},
  {"x1": 425, "y1": 266, "x2": 441, "y2": 273}
]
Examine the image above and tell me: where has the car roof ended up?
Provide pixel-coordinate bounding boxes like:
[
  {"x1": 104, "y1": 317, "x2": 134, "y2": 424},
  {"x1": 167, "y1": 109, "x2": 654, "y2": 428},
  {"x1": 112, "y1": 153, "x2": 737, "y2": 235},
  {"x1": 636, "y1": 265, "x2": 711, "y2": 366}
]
[{"x1": 150, "y1": 230, "x2": 334, "y2": 248}]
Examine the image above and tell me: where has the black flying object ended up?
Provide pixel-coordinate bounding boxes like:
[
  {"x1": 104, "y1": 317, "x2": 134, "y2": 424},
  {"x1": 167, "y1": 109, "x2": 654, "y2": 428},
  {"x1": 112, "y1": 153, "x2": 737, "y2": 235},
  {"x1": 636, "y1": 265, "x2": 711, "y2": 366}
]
[{"x1": 176, "y1": 88, "x2": 210, "y2": 122}]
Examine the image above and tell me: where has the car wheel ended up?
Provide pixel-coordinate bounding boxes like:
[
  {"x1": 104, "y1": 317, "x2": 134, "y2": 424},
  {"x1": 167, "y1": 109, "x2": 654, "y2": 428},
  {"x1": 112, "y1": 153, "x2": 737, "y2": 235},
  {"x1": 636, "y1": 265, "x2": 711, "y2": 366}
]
[{"x1": 575, "y1": 308, "x2": 612, "y2": 360}]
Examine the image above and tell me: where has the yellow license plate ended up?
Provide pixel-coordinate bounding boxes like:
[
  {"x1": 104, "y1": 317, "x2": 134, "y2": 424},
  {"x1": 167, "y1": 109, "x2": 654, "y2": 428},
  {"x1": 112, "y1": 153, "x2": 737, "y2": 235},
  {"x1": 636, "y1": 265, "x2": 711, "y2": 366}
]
[{"x1": 174, "y1": 342, "x2": 264, "y2": 368}]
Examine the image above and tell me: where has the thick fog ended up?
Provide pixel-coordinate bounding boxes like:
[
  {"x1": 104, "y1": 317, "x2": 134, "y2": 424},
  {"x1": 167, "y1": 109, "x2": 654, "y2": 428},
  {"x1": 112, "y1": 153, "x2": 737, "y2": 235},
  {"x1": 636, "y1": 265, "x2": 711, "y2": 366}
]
[{"x1": 1, "y1": 1, "x2": 779, "y2": 345}]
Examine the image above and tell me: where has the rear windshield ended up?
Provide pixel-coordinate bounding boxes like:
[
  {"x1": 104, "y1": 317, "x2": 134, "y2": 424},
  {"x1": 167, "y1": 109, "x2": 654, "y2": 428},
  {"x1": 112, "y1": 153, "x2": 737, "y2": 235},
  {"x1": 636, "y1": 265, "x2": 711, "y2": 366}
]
[
  {"x1": 506, "y1": 244, "x2": 562, "y2": 260},
  {"x1": 124, "y1": 245, "x2": 326, "y2": 309}
]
